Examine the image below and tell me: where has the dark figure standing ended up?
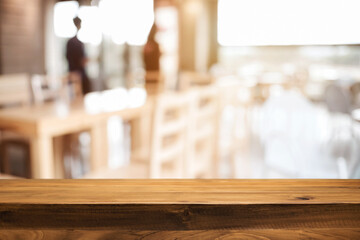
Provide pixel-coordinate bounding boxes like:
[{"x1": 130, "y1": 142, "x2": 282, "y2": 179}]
[
  {"x1": 66, "y1": 17, "x2": 91, "y2": 94},
  {"x1": 143, "y1": 24, "x2": 163, "y2": 94},
  {"x1": 143, "y1": 24, "x2": 161, "y2": 73}
]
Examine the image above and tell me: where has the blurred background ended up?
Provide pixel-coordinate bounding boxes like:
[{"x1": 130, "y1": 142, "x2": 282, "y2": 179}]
[{"x1": 1, "y1": 0, "x2": 360, "y2": 179}]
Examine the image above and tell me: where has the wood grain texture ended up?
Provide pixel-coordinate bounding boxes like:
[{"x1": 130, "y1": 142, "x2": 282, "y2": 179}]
[
  {"x1": 1, "y1": 179, "x2": 360, "y2": 204},
  {"x1": 1, "y1": 203, "x2": 360, "y2": 230},
  {"x1": 1, "y1": 229, "x2": 360, "y2": 240},
  {"x1": 0, "y1": 180, "x2": 359, "y2": 239}
]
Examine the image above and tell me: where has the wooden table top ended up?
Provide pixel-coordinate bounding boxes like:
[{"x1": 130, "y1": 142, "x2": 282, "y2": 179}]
[
  {"x1": 1, "y1": 179, "x2": 359, "y2": 204},
  {"x1": 0, "y1": 99, "x2": 150, "y2": 123},
  {"x1": 1, "y1": 179, "x2": 360, "y2": 238},
  {"x1": 0, "y1": 98, "x2": 152, "y2": 137}
]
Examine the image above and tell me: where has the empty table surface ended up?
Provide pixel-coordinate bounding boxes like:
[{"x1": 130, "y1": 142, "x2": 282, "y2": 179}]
[{"x1": 0, "y1": 179, "x2": 359, "y2": 239}]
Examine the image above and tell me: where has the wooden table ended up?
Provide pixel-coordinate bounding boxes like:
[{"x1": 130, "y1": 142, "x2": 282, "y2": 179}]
[
  {"x1": 0, "y1": 99, "x2": 153, "y2": 178},
  {"x1": 0, "y1": 179, "x2": 359, "y2": 239}
]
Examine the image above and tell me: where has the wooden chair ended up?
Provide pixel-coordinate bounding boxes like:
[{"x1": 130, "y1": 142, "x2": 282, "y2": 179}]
[
  {"x1": 149, "y1": 92, "x2": 192, "y2": 178},
  {"x1": 185, "y1": 86, "x2": 219, "y2": 178},
  {"x1": 85, "y1": 89, "x2": 217, "y2": 179},
  {"x1": 81, "y1": 99, "x2": 151, "y2": 180},
  {"x1": 0, "y1": 74, "x2": 32, "y2": 178}
]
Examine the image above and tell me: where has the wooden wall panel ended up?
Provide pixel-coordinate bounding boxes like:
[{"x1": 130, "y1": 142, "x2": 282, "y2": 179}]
[{"x1": 0, "y1": 0, "x2": 45, "y2": 74}]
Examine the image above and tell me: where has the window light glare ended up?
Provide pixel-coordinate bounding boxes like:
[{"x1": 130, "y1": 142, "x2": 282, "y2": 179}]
[
  {"x1": 99, "y1": 0, "x2": 154, "y2": 45},
  {"x1": 77, "y1": 6, "x2": 102, "y2": 45},
  {"x1": 54, "y1": 0, "x2": 154, "y2": 45},
  {"x1": 218, "y1": 0, "x2": 360, "y2": 46},
  {"x1": 54, "y1": 1, "x2": 79, "y2": 38}
]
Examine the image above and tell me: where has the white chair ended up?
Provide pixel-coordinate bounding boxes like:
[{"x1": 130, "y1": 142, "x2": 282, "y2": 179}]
[{"x1": 84, "y1": 91, "x2": 192, "y2": 179}]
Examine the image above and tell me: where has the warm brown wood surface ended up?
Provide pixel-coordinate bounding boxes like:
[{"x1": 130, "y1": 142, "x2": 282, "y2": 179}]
[
  {"x1": 0, "y1": 179, "x2": 360, "y2": 239},
  {"x1": 1, "y1": 179, "x2": 360, "y2": 204},
  {"x1": 1, "y1": 229, "x2": 360, "y2": 240}
]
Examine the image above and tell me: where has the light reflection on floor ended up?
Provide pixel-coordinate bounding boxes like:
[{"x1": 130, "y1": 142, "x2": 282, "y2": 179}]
[{"x1": 219, "y1": 90, "x2": 360, "y2": 179}]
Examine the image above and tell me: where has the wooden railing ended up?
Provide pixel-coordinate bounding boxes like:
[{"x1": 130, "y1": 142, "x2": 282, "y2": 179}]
[{"x1": 0, "y1": 179, "x2": 360, "y2": 239}]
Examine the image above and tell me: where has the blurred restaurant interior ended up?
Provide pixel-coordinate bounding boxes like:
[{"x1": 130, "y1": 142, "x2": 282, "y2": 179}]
[{"x1": 1, "y1": 0, "x2": 360, "y2": 179}]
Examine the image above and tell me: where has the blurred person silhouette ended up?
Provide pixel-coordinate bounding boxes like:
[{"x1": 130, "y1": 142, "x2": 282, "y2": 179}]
[
  {"x1": 123, "y1": 43, "x2": 132, "y2": 88},
  {"x1": 64, "y1": 17, "x2": 91, "y2": 177},
  {"x1": 143, "y1": 24, "x2": 162, "y2": 93},
  {"x1": 143, "y1": 24, "x2": 161, "y2": 78},
  {"x1": 143, "y1": 24, "x2": 161, "y2": 72},
  {"x1": 66, "y1": 16, "x2": 91, "y2": 95}
]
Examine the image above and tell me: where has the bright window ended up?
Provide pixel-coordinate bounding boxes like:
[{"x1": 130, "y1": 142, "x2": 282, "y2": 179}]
[
  {"x1": 54, "y1": 1, "x2": 79, "y2": 38},
  {"x1": 78, "y1": 6, "x2": 102, "y2": 45},
  {"x1": 218, "y1": 0, "x2": 360, "y2": 46},
  {"x1": 99, "y1": 0, "x2": 154, "y2": 45},
  {"x1": 54, "y1": 0, "x2": 154, "y2": 46}
]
